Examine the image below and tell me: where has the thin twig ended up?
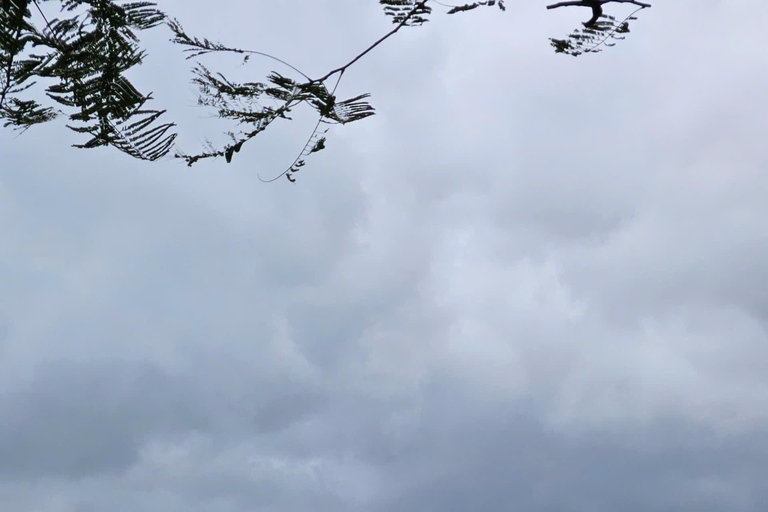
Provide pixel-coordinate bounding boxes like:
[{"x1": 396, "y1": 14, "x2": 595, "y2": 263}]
[
  {"x1": 312, "y1": 0, "x2": 430, "y2": 84},
  {"x1": 582, "y1": 6, "x2": 646, "y2": 53},
  {"x1": 257, "y1": 72, "x2": 343, "y2": 183}
]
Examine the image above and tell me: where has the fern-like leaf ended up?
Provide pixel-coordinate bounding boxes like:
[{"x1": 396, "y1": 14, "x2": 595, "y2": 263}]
[
  {"x1": 445, "y1": 1, "x2": 506, "y2": 14},
  {"x1": 550, "y1": 9, "x2": 645, "y2": 57},
  {"x1": 1, "y1": 0, "x2": 176, "y2": 160},
  {"x1": 379, "y1": 0, "x2": 432, "y2": 26}
]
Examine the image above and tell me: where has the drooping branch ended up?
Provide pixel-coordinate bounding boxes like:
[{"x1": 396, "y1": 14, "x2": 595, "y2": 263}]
[{"x1": 173, "y1": 1, "x2": 429, "y2": 182}]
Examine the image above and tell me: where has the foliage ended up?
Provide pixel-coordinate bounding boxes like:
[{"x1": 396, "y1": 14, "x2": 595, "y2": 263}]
[
  {"x1": 546, "y1": 0, "x2": 650, "y2": 56},
  {"x1": 550, "y1": 13, "x2": 643, "y2": 57},
  {"x1": 380, "y1": 0, "x2": 432, "y2": 25},
  {"x1": 1, "y1": 0, "x2": 651, "y2": 180},
  {"x1": 0, "y1": 0, "x2": 176, "y2": 160},
  {"x1": 168, "y1": 19, "x2": 377, "y2": 181}
]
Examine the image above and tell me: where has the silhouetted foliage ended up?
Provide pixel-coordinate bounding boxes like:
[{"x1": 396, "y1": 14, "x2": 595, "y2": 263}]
[
  {"x1": 1, "y1": 0, "x2": 651, "y2": 180},
  {"x1": 1, "y1": 0, "x2": 176, "y2": 160},
  {"x1": 546, "y1": 0, "x2": 650, "y2": 56}
]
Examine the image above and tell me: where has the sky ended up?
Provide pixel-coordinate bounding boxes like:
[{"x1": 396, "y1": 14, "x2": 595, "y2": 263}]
[{"x1": 1, "y1": 0, "x2": 768, "y2": 510}]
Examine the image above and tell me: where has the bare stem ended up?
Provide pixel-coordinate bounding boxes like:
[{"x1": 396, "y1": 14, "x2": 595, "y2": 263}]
[{"x1": 311, "y1": 0, "x2": 430, "y2": 84}]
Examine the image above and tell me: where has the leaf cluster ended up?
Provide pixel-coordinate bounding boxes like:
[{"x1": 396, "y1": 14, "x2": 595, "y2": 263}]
[
  {"x1": 442, "y1": 1, "x2": 506, "y2": 15},
  {"x1": 550, "y1": 13, "x2": 638, "y2": 57},
  {"x1": 0, "y1": 0, "x2": 175, "y2": 160},
  {"x1": 379, "y1": 0, "x2": 432, "y2": 26},
  {"x1": 379, "y1": 0, "x2": 506, "y2": 25},
  {"x1": 169, "y1": 20, "x2": 376, "y2": 181}
]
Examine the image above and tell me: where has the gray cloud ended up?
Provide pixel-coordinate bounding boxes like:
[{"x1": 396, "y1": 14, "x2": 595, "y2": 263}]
[{"x1": 1, "y1": 0, "x2": 767, "y2": 510}]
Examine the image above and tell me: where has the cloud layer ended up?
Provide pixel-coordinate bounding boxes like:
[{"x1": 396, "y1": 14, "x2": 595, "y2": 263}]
[{"x1": 2, "y1": 1, "x2": 767, "y2": 510}]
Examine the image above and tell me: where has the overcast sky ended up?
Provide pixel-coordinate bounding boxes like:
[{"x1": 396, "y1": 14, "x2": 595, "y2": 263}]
[{"x1": 2, "y1": 0, "x2": 768, "y2": 510}]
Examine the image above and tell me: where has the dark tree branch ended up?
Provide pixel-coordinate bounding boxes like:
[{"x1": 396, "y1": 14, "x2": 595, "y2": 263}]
[
  {"x1": 546, "y1": 0, "x2": 650, "y2": 27},
  {"x1": 546, "y1": 0, "x2": 651, "y2": 10}
]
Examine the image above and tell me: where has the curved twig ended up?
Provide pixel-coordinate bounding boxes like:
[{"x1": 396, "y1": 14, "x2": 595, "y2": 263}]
[
  {"x1": 583, "y1": 6, "x2": 646, "y2": 53},
  {"x1": 258, "y1": 72, "x2": 343, "y2": 183}
]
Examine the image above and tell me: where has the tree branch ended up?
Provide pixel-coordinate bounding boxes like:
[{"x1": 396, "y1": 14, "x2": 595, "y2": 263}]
[
  {"x1": 547, "y1": 0, "x2": 651, "y2": 10},
  {"x1": 312, "y1": 0, "x2": 430, "y2": 84}
]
